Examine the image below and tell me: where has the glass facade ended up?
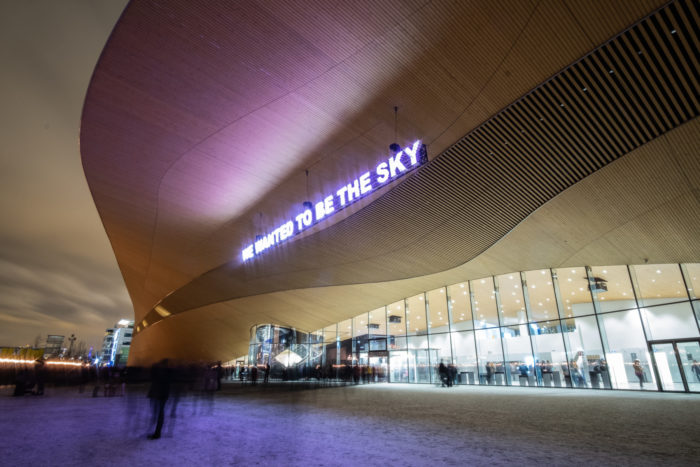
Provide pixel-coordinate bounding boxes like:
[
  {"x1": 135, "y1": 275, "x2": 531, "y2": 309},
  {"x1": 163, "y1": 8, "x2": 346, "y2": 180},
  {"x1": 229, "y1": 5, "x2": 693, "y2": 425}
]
[{"x1": 249, "y1": 263, "x2": 700, "y2": 393}]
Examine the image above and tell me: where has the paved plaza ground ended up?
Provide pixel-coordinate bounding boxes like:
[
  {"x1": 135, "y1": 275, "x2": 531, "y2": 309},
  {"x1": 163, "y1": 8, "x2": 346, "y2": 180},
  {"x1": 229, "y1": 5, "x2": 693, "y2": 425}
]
[{"x1": 0, "y1": 381, "x2": 698, "y2": 466}]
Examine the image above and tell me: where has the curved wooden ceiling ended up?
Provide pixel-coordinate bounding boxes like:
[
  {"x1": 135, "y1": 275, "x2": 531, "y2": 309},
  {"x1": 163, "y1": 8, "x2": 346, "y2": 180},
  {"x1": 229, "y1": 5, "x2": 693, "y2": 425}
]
[{"x1": 80, "y1": 0, "x2": 699, "y2": 363}]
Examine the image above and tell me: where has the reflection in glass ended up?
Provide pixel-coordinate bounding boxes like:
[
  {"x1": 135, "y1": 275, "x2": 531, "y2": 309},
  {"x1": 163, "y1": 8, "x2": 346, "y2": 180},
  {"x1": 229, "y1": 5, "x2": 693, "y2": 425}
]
[
  {"x1": 471, "y1": 277, "x2": 499, "y2": 328},
  {"x1": 555, "y1": 267, "x2": 594, "y2": 317},
  {"x1": 598, "y1": 310, "x2": 656, "y2": 390},
  {"x1": 589, "y1": 266, "x2": 636, "y2": 313},
  {"x1": 631, "y1": 264, "x2": 688, "y2": 307},
  {"x1": 427, "y1": 288, "x2": 449, "y2": 333},
  {"x1": 448, "y1": 283, "x2": 473, "y2": 330},
  {"x1": 523, "y1": 269, "x2": 558, "y2": 321}
]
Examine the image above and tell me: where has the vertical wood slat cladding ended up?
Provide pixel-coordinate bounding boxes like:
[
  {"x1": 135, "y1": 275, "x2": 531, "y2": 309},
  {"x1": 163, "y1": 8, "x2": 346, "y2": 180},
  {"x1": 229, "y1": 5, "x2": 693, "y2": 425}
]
[{"x1": 145, "y1": 0, "x2": 699, "y2": 323}]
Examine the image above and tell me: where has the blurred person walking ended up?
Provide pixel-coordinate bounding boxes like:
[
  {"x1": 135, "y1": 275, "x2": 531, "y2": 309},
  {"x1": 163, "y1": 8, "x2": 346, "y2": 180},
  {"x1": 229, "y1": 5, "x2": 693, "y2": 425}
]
[{"x1": 147, "y1": 359, "x2": 171, "y2": 440}]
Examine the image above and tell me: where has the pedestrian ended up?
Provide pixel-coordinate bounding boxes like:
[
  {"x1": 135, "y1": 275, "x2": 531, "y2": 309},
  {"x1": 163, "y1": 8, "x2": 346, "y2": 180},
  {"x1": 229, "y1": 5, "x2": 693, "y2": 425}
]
[
  {"x1": 448, "y1": 363, "x2": 457, "y2": 387},
  {"x1": 147, "y1": 359, "x2": 170, "y2": 440},
  {"x1": 215, "y1": 361, "x2": 223, "y2": 391},
  {"x1": 633, "y1": 359, "x2": 644, "y2": 388},
  {"x1": 438, "y1": 362, "x2": 448, "y2": 387}
]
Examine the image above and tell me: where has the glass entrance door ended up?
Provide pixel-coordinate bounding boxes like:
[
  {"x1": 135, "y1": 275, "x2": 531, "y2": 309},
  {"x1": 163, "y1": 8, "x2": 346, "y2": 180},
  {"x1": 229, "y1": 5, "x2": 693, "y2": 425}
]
[
  {"x1": 650, "y1": 340, "x2": 700, "y2": 392},
  {"x1": 676, "y1": 341, "x2": 700, "y2": 392},
  {"x1": 368, "y1": 353, "x2": 388, "y2": 383}
]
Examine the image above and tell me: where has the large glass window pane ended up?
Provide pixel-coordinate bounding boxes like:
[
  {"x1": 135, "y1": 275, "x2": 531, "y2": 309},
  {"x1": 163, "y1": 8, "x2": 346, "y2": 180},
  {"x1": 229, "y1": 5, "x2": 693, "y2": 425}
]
[
  {"x1": 323, "y1": 325, "x2": 336, "y2": 342},
  {"x1": 676, "y1": 341, "x2": 700, "y2": 392},
  {"x1": 651, "y1": 342, "x2": 686, "y2": 392},
  {"x1": 389, "y1": 350, "x2": 409, "y2": 383},
  {"x1": 427, "y1": 287, "x2": 449, "y2": 333},
  {"x1": 308, "y1": 329, "x2": 324, "y2": 370},
  {"x1": 407, "y1": 335, "x2": 431, "y2": 383},
  {"x1": 387, "y1": 300, "x2": 406, "y2": 350},
  {"x1": 368, "y1": 307, "x2": 386, "y2": 338},
  {"x1": 322, "y1": 324, "x2": 337, "y2": 367},
  {"x1": 353, "y1": 313, "x2": 369, "y2": 364},
  {"x1": 555, "y1": 267, "x2": 594, "y2": 317},
  {"x1": 681, "y1": 263, "x2": 700, "y2": 299},
  {"x1": 309, "y1": 329, "x2": 323, "y2": 344},
  {"x1": 640, "y1": 302, "x2": 700, "y2": 340},
  {"x1": 337, "y1": 319, "x2": 352, "y2": 366},
  {"x1": 501, "y1": 325, "x2": 534, "y2": 386},
  {"x1": 353, "y1": 313, "x2": 368, "y2": 338},
  {"x1": 471, "y1": 277, "x2": 499, "y2": 328},
  {"x1": 496, "y1": 273, "x2": 527, "y2": 326},
  {"x1": 599, "y1": 310, "x2": 656, "y2": 391},
  {"x1": 338, "y1": 319, "x2": 352, "y2": 341},
  {"x1": 529, "y1": 321, "x2": 570, "y2": 388},
  {"x1": 561, "y1": 316, "x2": 605, "y2": 389},
  {"x1": 475, "y1": 328, "x2": 504, "y2": 385},
  {"x1": 429, "y1": 332, "x2": 452, "y2": 384},
  {"x1": 589, "y1": 265, "x2": 637, "y2": 313},
  {"x1": 451, "y1": 331, "x2": 478, "y2": 384},
  {"x1": 406, "y1": 293, "x2": 427, "y2": 336},
  {"x1": 631, "y1": 264, "x2": 688, "y2": 307},
  {"x1": 523, "y1": 269, "x2": 558, "y2": 322},
  {"x1": 448, "y1": 282, "x2": 473, "y2": 330}
]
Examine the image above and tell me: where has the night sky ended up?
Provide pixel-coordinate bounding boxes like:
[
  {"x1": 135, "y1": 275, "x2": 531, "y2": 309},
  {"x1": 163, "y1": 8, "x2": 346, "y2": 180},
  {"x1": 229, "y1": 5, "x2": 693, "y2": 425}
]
[{"x1": 0, "y1": 1, "x2": 130, "y2": 350}]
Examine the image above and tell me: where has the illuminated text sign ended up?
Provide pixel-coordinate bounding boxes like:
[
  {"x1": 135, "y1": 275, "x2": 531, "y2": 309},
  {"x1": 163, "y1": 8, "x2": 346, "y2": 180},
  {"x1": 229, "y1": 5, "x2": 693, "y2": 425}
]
[{"x1": 241, "y1": 140, "x2": 425, "y2": 261}]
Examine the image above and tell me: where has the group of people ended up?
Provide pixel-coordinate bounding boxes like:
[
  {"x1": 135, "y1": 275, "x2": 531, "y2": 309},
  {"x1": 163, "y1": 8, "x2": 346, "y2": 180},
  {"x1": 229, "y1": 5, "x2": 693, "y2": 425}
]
[
  {"x1": 438, "y1": 361, "x2": 458, "y2": 387},
  {"x1": 145, "y1": 360, "x2": 226, "y2": 439},
  {"x1": 237, "y1": 363, "x2": 270, "y2": 385}
]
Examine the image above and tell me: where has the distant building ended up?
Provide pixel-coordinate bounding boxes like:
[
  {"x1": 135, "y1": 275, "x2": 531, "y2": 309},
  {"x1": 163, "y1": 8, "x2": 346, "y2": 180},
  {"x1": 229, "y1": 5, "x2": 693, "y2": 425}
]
[
  {"x1": 44, "y1": 335, "x2": 64, "y2": 358},
  {"x1": 100, "y1": 320, "x2": 134, "y2": 366}
]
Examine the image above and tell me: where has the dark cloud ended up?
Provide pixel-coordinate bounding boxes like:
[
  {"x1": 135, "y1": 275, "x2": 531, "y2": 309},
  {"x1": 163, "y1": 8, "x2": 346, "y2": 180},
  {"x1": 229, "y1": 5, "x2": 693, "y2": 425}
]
[{"x1": 0, "y1": 1, "x2": 130, "y2": 350}]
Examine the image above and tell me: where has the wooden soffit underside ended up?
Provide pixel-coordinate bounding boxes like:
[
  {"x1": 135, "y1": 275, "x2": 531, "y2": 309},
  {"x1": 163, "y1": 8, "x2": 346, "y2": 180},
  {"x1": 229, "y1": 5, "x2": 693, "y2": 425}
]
[
  {"x1": 81, "y1": 0, "x2": 677, "y2": 324},
  {"x1": 151, "y1": 0, "x2": 699, "y2": 318}
]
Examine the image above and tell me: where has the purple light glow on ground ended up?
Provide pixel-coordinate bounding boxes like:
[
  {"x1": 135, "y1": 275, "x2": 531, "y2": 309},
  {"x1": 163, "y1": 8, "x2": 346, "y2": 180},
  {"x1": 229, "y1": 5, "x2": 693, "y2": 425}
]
[{"x1": 0, "y1": 382, "x2": 698, "y2": 466}]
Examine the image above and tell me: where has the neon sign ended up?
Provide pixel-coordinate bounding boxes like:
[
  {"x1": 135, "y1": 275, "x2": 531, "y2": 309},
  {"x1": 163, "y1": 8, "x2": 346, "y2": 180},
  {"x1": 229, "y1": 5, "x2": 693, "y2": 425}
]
[{"x1": 241, "y1": 140, "x2": 426, "y2": 261}]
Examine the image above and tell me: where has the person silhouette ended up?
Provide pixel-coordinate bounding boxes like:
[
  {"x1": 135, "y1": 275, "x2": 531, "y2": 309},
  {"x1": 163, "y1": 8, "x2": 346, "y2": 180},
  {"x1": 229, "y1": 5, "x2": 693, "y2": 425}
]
[
  {"x1": 147, "y1": 359, "x2": 171, "y2": 439},
  {"x1": 633, "y1": 359, "x2": 644, "y2": 388}
]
